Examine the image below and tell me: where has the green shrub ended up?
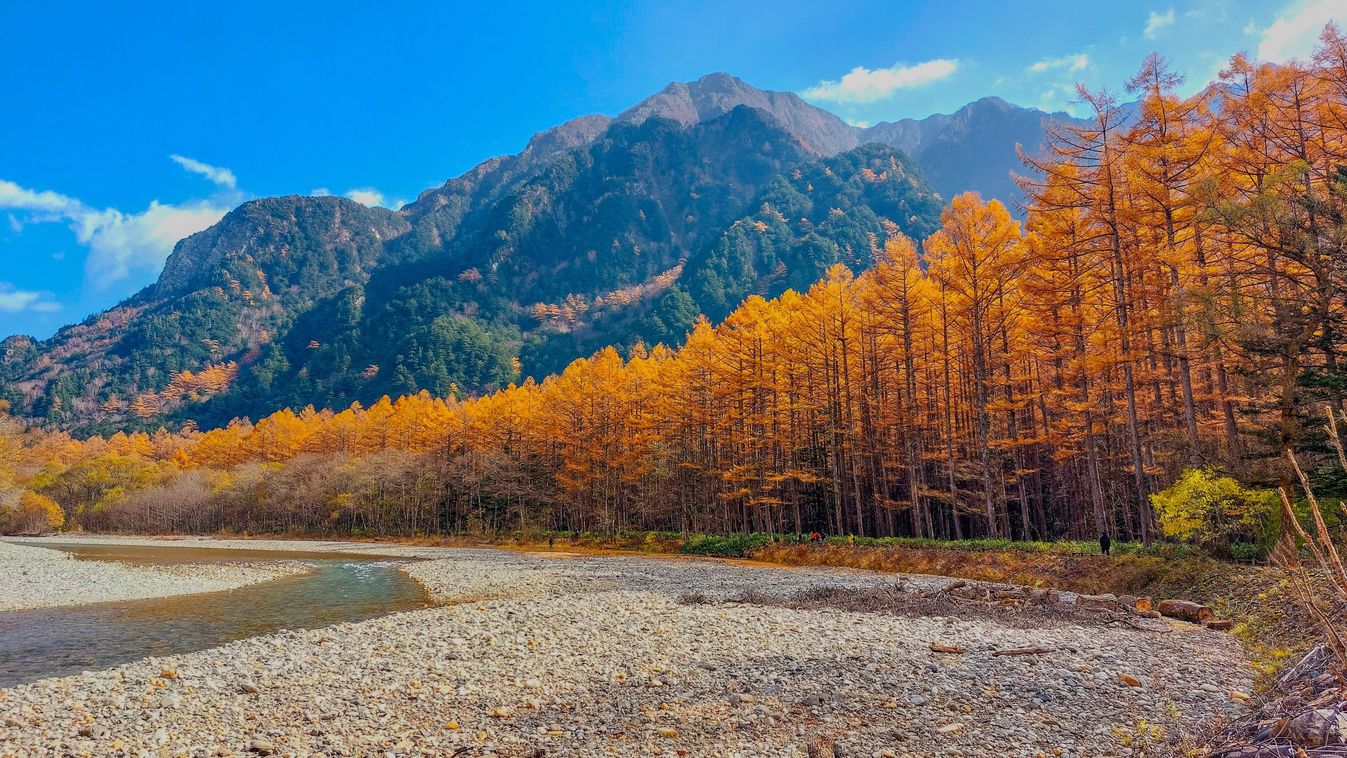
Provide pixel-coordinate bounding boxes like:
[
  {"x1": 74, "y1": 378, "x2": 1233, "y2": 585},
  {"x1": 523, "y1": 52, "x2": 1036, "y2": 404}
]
[
  {"x1": 678, "y1": 533, "x2": 776, "y2": 557},
  {"x1": 1230, "y1": 541, "x2": 1269, "y2": 562},
  {"x1": 1150, "y1": 467, "x2": 1279, "y2": 557}
]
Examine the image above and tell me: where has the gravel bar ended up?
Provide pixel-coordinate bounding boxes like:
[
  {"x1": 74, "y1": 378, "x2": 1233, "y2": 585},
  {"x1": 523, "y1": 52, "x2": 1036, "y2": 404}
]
[
  {"x1": 0, "y1": 539, "x2": 1252, "y2": 756},
  {"x1": 0, "y1": 540, "x2": 305, "y2": 611}
]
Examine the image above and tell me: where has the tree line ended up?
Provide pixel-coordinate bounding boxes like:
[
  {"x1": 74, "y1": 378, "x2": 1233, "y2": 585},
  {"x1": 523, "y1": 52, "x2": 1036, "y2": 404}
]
[{"x1": 4, "y1": 30, "x2": 1347, "y2": 544}]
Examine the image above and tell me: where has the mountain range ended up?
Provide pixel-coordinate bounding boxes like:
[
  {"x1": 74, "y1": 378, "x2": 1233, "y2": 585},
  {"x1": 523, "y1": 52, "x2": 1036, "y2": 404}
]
[{"x1": 0, "y1": 73, "x2": 1088, "y2": 432}]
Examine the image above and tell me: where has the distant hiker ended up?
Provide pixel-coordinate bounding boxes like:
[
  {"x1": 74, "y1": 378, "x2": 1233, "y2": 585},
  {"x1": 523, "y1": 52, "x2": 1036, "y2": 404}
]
[
  {"x1": 548, "y1": 535, "x2": 555, "y2": 550},
  {"x1": 1099, "y1": 532, "x2": 1111, "y2": 556},
  {"x1": 810, "y1": 531, "x2": 822, "y2": 544}
]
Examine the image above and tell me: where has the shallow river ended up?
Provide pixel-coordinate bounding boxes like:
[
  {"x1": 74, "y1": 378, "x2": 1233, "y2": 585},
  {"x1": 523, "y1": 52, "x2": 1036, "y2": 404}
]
[{"x1": 0, "y1": 543, "x2": 435, "y2": 687}]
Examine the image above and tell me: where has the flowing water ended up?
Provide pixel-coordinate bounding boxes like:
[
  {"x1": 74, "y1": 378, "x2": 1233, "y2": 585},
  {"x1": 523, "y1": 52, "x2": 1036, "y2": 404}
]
[{"x1": 0, "y1": 543, "x2": 436, "y2": 687}]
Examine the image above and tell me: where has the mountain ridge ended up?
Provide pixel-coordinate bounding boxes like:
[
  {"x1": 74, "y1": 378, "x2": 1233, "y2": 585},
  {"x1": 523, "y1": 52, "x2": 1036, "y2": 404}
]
[
  {"x1": 2, "y1": 73, "x2": 1083, "y2": 432},
  {"x1": 402, "y1": 73, "x2": 1085, "y2": 229}
]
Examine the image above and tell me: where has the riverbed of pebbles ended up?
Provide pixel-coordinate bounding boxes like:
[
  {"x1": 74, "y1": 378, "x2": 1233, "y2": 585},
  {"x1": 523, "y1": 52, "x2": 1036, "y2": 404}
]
[
  {"x1": 0, "y1": 540, "x2": 306, "y2": 611},
  {"x1": 0, "y1": 544, "x2": 1252, "y2": 757}
]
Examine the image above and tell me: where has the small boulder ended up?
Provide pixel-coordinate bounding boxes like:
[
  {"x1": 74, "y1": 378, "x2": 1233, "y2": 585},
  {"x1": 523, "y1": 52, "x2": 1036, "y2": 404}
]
[{"x1": 1285, "y1": 707, "x2": 1347, "y2": 746}]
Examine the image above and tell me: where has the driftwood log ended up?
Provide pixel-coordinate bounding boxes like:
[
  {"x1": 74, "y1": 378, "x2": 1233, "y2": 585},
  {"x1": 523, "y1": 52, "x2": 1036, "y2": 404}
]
[
  {"x1": 1157, "y1": 599, "x2": 1213, "y2": 623},
  {"x1": 1074, "y1": 593, "x2": 1121, "y2": 610},
  {"x1": 1075, "y1": 593, "x2": 1154, "y2": 615},
  {"x1": 1119, "y1": 595, "x2": 1154, "y2": 613}
]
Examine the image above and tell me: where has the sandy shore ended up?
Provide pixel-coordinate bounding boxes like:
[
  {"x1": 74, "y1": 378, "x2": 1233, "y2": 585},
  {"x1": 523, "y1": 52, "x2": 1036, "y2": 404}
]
[
  {"x1": 0, "y1": 539, "x2": 306, "y2": 611},
  {"x1": 0, "y1": 538, "x2": 1252, "y2": 757}
]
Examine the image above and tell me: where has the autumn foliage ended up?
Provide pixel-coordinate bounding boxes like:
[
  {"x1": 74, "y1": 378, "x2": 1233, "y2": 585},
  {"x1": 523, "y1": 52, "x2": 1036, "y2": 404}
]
[{"x1": 6, "y1": 30, "x2": 1347, "y2": 544}]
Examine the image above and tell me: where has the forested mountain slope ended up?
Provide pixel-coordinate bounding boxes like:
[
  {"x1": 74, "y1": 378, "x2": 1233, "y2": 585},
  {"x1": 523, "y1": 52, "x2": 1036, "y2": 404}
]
[
  {"x1": 1, "y1": 197, "x2": 408, "y2": 427},
  {"x1": 2, "y1": 74, "x2": 1077, "y2": 432}
]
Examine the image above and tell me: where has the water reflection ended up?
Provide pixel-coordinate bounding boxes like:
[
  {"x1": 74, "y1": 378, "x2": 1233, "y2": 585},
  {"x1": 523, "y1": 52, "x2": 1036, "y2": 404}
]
[{"x1": 0, "y1": 543, "x2": 435, "y2": 687}]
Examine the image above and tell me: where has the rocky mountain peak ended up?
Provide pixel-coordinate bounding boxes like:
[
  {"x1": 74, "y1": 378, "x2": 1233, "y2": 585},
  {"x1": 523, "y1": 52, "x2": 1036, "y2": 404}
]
[{"x1": 617, "y1": 72, "x2": 860, "y2": 156}]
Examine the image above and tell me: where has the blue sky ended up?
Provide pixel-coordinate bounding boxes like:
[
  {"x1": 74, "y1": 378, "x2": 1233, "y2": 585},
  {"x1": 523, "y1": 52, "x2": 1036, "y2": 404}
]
[{"x1": 1, "y1": 0, "x2": 1341, "y2": 340}]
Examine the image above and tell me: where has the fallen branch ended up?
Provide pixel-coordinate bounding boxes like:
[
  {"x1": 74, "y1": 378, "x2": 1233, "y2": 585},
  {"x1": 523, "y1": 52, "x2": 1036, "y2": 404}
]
[
  {"x1": 929, "y1": 643, "x2": 966, "y2": 654},
  {"x1": 991, "y1": 646, "x2": 1052, "y2": 657}
]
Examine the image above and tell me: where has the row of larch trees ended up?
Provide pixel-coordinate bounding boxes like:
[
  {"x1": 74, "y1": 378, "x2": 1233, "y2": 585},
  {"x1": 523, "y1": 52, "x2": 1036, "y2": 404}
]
[{"x1": 11, "y1": 27, "x2": 1347, "y2": 542}]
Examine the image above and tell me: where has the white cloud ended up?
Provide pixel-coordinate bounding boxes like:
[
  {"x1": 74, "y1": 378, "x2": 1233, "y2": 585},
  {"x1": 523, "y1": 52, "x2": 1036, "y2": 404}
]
[
  {"x1": 1256, "y1": 0, "x2": 1345, "y2": 62},
  {"x1": 169, "y1": 154, "x2": 237, "y2": 188},
  {"x1": 344, "y1": 188, "x2": 385, "y2": 207},
  {"x1": 1029, "y1": 53, "x2": 1090, "y2": 74},
  {"x1": 0, "y1": 178, "x2": 232, "y2": 286},
  {"x1": 1145, "y1": 8, "x2": 1175, "y2": 39},
  {"x1": 801, "y1": 59, "x2": 959, "y2": 103},
  {"x1": 0, "y1": 179, "x2": 84, "y2": 215},
  {"x1": 0, "y1": 283, "x2": 59, "y2": 314},
  {"x1": 343, "y1": 188, "x2": 405, "y2": 210},
  {"x1": 79, "y1": 201, "x2": 231, "y2": 283},
  {"x1": 310, "y1": 187, "x2": 333, "y2": 197}
]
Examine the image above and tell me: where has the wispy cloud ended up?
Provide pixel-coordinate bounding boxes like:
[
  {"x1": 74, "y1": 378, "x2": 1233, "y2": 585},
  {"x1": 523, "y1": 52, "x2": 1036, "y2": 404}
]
[
  {"x1": 0, "y1": 180, "x2": 83, "y2": 215},
  {"x1": 1256, "y1": 0, "x2": 1345, "y2": 62},
  {"x1": 0, "y1": 283, "x2": 59, "y2": 314},
  {"x1": 0, "y1": 178, "x2": 232, "y2": 286},
  {"x1": 801, "y1": 59, "x2": 959, "y2": 103},
  {"x1": 1028, "y1": 53, "x2": 1090, "y2": 74},
  {"x1": 169, "y1": 154, "x2": 237, "y2": 188},
  {"x1": 1145, "y1": 8, "x2": 1175, "y2": 39}
]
